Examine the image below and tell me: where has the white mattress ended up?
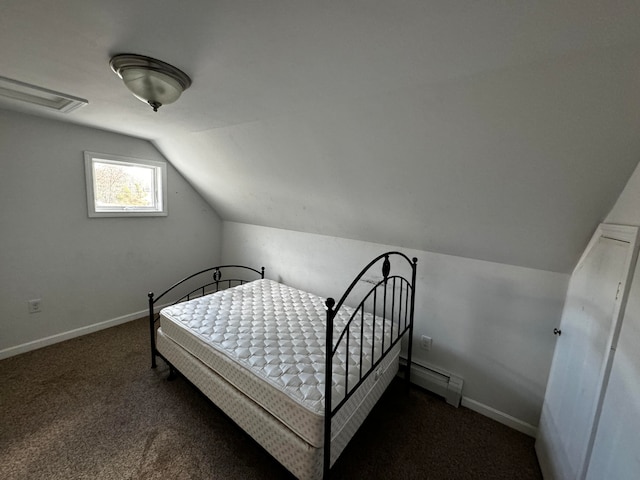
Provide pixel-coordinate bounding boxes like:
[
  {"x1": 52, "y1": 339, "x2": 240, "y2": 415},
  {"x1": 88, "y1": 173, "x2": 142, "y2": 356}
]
[{"x1": 159, "y1": 278, "x2": 398, "y2": 449}]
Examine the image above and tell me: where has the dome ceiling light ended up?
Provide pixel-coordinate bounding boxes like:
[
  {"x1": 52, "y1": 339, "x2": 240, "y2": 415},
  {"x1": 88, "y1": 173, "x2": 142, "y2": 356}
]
[{"x1": 109, "y1": 54, "x2": 192, "y2": 112}]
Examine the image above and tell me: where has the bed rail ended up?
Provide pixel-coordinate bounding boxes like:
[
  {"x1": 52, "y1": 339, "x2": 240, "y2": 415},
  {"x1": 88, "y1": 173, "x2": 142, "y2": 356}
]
[
  {"x1": 323, "y1": 252, "x2": 417, "y2": 478},
  {"x1": 148, "y1": 264, "x2": 265, "y2": 369}
]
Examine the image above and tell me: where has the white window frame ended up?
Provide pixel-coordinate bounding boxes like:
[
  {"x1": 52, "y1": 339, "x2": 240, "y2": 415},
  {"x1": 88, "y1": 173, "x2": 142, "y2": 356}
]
[{"x1": 84, "y1": 151, "x2": 168, "y2": 217}]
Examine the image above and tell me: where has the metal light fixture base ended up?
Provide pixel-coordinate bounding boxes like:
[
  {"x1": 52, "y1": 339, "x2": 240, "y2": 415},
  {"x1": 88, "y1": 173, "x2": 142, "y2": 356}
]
[{"x1": 110, "y1": 54, "x2": 192, "y2": 112}]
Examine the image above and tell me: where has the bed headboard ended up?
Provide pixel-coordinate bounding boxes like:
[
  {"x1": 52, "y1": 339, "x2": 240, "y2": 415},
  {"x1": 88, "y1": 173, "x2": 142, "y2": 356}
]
[{"x1": 147, "y1": 264, "x2": 265, "y2": 369}]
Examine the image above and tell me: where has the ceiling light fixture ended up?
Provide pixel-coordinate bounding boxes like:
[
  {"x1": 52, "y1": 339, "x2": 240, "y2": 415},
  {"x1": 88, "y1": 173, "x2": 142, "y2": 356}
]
[{"x1": 109, "y1": 54, "x2": 192, "y2": 112}]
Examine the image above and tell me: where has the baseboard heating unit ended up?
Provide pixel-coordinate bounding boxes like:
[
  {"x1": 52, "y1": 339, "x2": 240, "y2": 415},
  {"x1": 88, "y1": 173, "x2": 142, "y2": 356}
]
[{"x1": 400, "y1": 357, "x2": 464, "y2": 407}]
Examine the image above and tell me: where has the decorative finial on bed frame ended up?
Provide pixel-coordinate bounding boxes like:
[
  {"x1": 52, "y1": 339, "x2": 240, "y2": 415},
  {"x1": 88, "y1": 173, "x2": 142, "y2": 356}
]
[
  {"x1": 325, "y1": 297, "x2": 336, "y2": 312},
  {"x1": 382, "y1": 254, "x2": 391, "y2": 279},
  {"x1": 213, "y1": 268, "x2": 222, "y2": 282}
]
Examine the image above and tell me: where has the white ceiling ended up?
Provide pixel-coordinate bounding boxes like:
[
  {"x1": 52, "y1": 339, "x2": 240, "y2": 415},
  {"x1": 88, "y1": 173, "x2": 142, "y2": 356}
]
[{"x1": 2, "y1": 0, "x2": 640, "y2": 273}]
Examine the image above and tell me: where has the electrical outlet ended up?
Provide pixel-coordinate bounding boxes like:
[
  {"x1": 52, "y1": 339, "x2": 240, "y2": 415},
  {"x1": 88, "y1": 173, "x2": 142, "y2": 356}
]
[
  {"x1": 420, "y1": 335, "x2": 432, "y2": 351},
  {"x1": 28, "y1": 299, "x2": 42, "y2": 314}
]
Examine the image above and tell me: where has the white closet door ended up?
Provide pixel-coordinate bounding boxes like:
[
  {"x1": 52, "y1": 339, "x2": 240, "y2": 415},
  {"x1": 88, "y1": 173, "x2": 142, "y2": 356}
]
[
  {"x1": 536, "y1": 225, "x2": 638, "y2": 480},
  {"x1": 585, "y1": 263, "x2": 640, "y2": 479}
]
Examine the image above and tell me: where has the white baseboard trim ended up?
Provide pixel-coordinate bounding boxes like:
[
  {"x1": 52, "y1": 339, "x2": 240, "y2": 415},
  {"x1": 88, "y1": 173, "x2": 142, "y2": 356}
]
[
  {"x1": 0, "y1": 309, "x2": 147, "y2": 360},
  {"x1": 461, "y1": 397, "x2": 538, "y2": 438}
]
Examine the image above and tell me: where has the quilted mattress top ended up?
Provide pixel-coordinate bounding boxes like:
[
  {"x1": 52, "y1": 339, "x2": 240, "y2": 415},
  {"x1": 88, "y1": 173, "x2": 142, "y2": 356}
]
[{"x1": 159, "y1": 279, "x2": 396, "y2": 446}]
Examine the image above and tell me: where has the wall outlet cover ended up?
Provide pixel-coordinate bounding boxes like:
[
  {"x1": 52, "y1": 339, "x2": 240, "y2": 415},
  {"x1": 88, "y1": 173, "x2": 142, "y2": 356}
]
[{"x1": 28, "y1": 299, "x2": 42, "y2": 313}]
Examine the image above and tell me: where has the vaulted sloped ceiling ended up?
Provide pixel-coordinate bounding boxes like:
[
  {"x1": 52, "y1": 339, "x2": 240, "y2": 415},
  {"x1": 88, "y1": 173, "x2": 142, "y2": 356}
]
[{"x1": 2, "y1": 1, "x2": 640, "y2": 273}]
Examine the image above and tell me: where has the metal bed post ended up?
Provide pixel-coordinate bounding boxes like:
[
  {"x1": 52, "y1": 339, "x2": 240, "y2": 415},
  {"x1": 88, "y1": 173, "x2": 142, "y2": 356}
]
[
  {"x1": 323, "y1": 297, "x2": 336, "y2": 479},
  {"x1": 148, "y1": 292, "x2": 157, "y2": 369},
  {"x1": 405, "y1": 257, "x2": 418, "y2": 386}
]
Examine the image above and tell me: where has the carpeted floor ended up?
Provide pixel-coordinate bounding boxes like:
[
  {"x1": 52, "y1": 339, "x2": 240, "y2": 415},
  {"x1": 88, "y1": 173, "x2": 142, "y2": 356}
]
[{"x1": 0, "y1": 319, "x2": 542, "y2": 479}]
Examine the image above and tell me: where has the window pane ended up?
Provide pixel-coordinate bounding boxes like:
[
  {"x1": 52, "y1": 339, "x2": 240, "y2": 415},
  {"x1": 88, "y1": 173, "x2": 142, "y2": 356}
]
[{"x1": 93, "y1": 161, "x2": 156, "y2": 209}]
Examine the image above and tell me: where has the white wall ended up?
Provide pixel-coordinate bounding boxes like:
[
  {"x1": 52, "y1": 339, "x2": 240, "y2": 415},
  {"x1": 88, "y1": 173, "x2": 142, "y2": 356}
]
[
  {"x1": 0, "y1": 110, "x2": 223, "y2": 356},
  {"x1": 221, "y1": 221, "x2": 568, "y2": 429}
]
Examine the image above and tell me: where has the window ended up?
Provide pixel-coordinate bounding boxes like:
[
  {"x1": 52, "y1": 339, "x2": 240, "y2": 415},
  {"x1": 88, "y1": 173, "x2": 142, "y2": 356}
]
[{"x1": 84, "y1": 152, "x2": 167, "y2": 217}]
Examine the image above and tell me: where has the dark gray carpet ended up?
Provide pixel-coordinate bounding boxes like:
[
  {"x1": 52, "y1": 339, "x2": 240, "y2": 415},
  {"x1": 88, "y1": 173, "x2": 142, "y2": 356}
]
[{"x1": 0, "y1": 319, "x2": 542, "y2": 479}]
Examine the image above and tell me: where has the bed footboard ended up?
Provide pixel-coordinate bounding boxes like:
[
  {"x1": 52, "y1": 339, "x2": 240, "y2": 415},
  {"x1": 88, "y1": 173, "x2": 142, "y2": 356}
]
[
  {"x1": 147, "y1": 264, "x2": 264, "y2": 369},
  {"x1": 323, "y1": 252, "x2": 417, "y2": 478}
]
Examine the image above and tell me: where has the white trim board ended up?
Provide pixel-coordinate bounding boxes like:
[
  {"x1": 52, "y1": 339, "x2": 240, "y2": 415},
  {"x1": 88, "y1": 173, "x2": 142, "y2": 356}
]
[
  {"x1": 0, "y1": 310, "x2": 146, "y2": 360},
  {"x1": 461, "y1": 397, "x2": 538, "y2": 437},
  {"x1": 0, "y1": 301, "x2": 178, "y2": 361}
]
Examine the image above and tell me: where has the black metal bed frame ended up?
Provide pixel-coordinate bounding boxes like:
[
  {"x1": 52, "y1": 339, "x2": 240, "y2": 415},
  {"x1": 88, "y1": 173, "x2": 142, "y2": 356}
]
[{"x1": 147, "y1": 253, "x2": 417, "y2": 480}]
